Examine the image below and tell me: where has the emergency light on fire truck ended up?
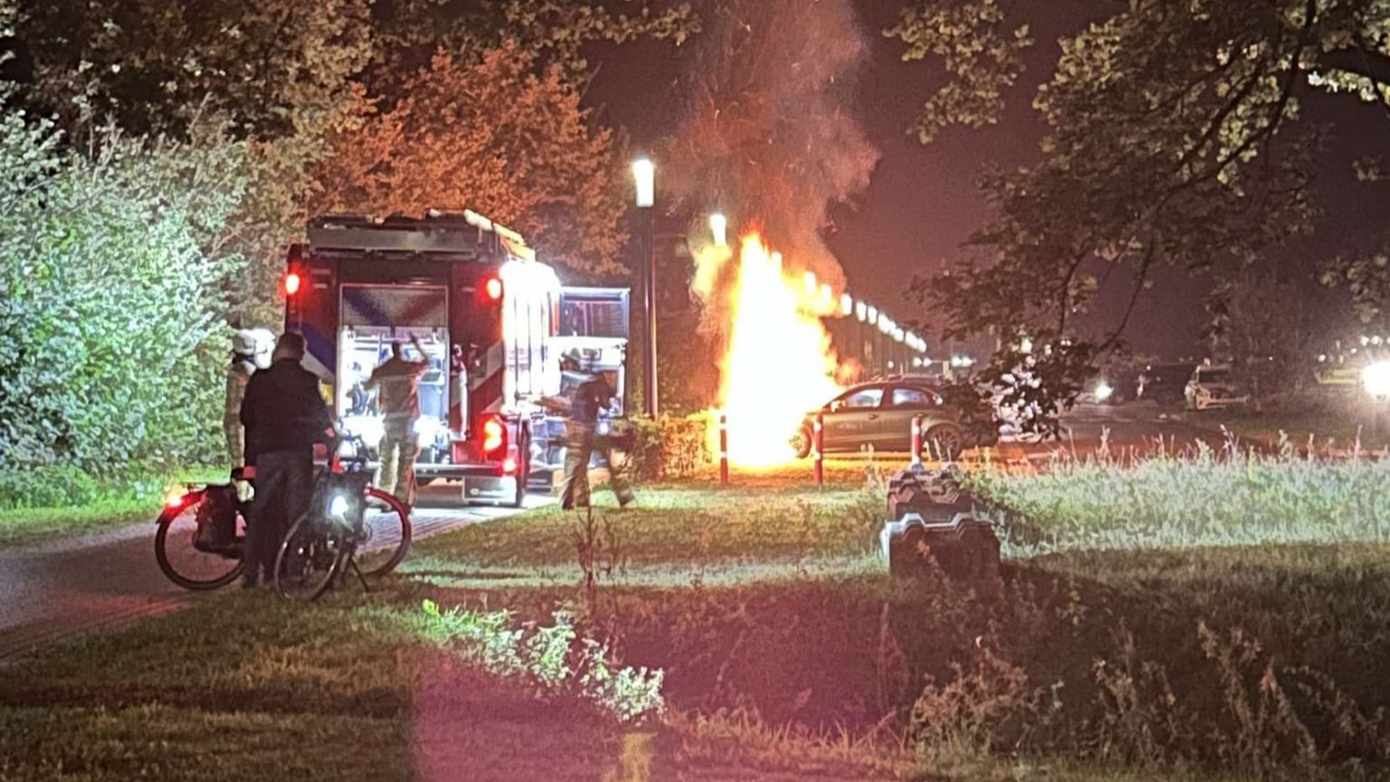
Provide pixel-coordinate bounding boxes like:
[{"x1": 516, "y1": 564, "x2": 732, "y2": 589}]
[{"x1": 282, "y1": 210, "x2": 629, "y2": 507}]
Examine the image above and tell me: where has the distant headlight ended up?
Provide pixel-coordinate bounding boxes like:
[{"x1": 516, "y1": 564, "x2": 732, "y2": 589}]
[
  {"x1": 1094, "y1": 382, "x2": 1114, "y2": 402},
  {"x1": 1362, "y1": 361, "x2": 1390, "y2": 397}
]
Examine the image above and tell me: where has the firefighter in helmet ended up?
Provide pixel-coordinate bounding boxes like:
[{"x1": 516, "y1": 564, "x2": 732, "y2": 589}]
[
  {"x1": 365, "y1": 334, "x2": 429, "y2": 506},
  {"x1": 224, "y1": 328, "x2": 272, "y2": 468},
  {"x1": 547, "y1": 348, "x2": 634, "y2": 510}
]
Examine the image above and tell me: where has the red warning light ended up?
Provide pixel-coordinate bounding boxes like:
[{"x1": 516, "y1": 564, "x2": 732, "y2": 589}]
[
  {"x1": 484, "y1": 277, "x2": 503, "y2": 301},
  {"x1": 284, "y1": 272, "x2": 302, "y2": 296}
]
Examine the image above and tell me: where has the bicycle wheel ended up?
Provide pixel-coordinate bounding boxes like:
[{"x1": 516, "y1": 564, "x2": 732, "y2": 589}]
[
  {"x1": 273, "y1": 512, "x2": 347, "y2": 602},
  {"x1": 154, "y1": 492, "x2": 245, "y2": 591},
  {"x1": 353, "y1": 487, "x2": 413, "y2": 577}
]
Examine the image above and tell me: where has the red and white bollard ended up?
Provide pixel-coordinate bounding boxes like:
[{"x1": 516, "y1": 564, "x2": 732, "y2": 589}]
[
  {"x1": 910, "y1": 415, "x2": 923, "y2": 467},
  {"x1": 813, "y1": 413, "x2": 825, "y2": 489},
  {"x1": 719, "y1": 412, "x2": 730, "y2": 486}
]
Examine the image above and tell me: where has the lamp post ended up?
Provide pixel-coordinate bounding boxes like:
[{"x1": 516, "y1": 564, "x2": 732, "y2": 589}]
[{"x1": 632, "y1": 158, "x2": 658, "y2": 418}]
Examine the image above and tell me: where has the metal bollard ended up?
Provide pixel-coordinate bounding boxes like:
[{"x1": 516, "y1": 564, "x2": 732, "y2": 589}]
[
  {"x1": 813, "y1": 413, "x2": 825, "y2": 489},
  {"x1": 719, "y1": 412, "x2": 730, "y2": 486},
  {"x1": 910, "y1": 415, "x2": 923, "y2": 467}
]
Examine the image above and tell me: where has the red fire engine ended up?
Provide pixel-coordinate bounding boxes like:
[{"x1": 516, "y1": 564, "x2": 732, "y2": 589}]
[{"x1": 284, "y1": 210, "x2": 629, "y2": 506}]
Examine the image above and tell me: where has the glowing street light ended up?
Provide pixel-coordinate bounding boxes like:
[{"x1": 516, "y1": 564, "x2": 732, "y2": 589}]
[
  {"x1": 841, "y1": 293, "x2": 854, "y2": 316},
  {"x1": 632, "y1": 157, "x2": 657, "y2": 416},
  {"x1": 709, "y1": 212, "x2": 728, "y2": 248},
  {"x1": 803, "y1": 270, "x2": 818, "y2": 297},
  {"x1": 632, "y1": 158, "x2": 655, "y2": 208}
]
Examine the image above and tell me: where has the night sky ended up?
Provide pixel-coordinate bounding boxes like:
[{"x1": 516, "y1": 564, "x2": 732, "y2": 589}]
[{"x1": 584, "y1": 1, "x2": 1388, "y2": 361}]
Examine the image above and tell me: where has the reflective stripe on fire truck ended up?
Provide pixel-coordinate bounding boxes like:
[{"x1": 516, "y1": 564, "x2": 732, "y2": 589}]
[{"x1": 470, "y1": 341, "x2": 506, "y2": 413}]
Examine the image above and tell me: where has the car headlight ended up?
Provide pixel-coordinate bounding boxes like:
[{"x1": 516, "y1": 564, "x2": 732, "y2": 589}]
[
  {"x1": 1094, "y1": 382, "x2": 1114, "y2": 402},
  {"x1": 1362, "y1": 361, "x2": 1390, "y2": 397}
]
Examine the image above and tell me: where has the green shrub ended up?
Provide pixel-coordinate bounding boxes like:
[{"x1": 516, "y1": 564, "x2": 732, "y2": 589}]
[
  {"x1": 0, "y1": 107, "x2": 247, "y2": 474},
  {"x1": 628, "y1": 412, "x2": 714, "y2": 480},
  {"x1": 417, "y1": 600, "x2": 664, "y2": 723},
  {"x1": 0, "y1": 465, "x2": 167, "y2": 511}
]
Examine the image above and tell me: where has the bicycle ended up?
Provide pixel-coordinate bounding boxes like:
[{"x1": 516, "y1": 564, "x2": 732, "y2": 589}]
[
  {"x1": 272, "y1": 434, "x2": 413, "y2": 601},
  {"x1": 154, "y1": 436, "x2": 411, "y2": 593}
]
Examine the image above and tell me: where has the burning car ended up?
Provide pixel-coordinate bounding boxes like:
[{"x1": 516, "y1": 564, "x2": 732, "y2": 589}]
[{"x1": 790, "y1": 380, "x2": 979, "y2": 460}]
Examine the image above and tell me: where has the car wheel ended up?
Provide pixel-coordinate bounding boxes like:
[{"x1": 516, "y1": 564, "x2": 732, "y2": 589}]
[{"x1": 790, "y1": 426, "x2": 813, "y2": 459}]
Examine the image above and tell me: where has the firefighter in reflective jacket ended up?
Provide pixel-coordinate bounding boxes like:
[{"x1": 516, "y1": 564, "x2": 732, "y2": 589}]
[
  {"x1": 365, "y1": 335, "x2": 429, "y2": 506},
  {"x1": 547, "y1": 350, "x2": 634, "y2": 510},
  {"x1": 223, "y1": 328, "x2": 272, "y2": 468}
]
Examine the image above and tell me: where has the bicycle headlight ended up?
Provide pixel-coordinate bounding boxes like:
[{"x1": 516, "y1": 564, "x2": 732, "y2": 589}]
[{"x1": 328, "y1": 493, "x2": 351, "y2": 519}]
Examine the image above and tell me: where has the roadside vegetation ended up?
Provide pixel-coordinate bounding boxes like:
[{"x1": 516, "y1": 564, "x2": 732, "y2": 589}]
[
  {"x1": 0, "y1": 466, "x2": 226, "y2": 547},
  {"x1": 4, "y1": 446, "x2": 1390, "y2": 779}
]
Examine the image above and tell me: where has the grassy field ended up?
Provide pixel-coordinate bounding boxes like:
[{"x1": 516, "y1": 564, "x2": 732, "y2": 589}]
[
  {"x1": 0, "y1": 466, "x2": 226, "y2": 548},
  {"x1": 3, "y1": 452, "x2": 1390, "y2": 780}
]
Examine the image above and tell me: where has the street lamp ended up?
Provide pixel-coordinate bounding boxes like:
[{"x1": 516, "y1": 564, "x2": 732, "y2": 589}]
[
  {"x1": 632, "y1": 159, "x2": 654, "y2": 208},
  {"x1": 632, "y1": 158, "x2": 658, "y2": 417},
  {"x1": 709, "y1": 212, "x2": 728, "y2": 248}
]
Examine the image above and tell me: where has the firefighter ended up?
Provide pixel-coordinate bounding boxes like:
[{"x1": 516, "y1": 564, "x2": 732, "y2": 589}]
[
  {"x1": 365, "y1": 335, "x2": 430, "y2": 506},
  {"x1": 239, "y1": 332, "x2": 333, "y2": 589},
  {"x1": 223, "y1": 328, "x2": 272, "y2": 469},
  {"x1": 549, "y1": 350, "x2": 634, "y2": 510}
]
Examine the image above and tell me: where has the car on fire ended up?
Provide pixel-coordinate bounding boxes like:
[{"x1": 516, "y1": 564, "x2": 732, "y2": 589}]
[
  {"x1": 790, "y1": 379, "x2": 992, "y2": 460},
  {"x1": 1184, "y1": 363, "x2": 1249, "y2": 411}
]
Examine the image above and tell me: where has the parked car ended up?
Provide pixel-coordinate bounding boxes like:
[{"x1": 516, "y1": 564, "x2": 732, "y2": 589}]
[
  {"x1": 1184, "y1": 364, "x2": 1249, "y2": 411},
  {"x1": 791, "y1": 380, "x2": 991, "y2": 459},
  {"x1": 1137, "y1": 363, "x2": 1195, "y2": 405}
]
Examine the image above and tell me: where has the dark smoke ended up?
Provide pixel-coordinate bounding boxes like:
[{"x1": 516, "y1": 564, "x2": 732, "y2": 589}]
[{"x1": 664, "y1": 0, "x2": 880, "y2": 292}]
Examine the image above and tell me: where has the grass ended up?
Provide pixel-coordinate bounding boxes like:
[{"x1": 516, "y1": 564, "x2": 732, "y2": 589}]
[
  {"x1": 5, "y1": 451, "x2": 1390, "y2": 779},
  {"x1": 0, "y1": 466, "x2": 225, "y2": 548}
]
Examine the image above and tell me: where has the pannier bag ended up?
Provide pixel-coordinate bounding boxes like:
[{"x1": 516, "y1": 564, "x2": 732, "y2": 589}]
[{"x1": 193, "y1": 485, "x2": 239, "y2": 553}]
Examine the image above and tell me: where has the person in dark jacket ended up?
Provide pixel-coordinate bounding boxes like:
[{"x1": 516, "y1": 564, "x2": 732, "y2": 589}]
[{"x1": 239, "y1": 332, "x2": 333, "y2": 589}]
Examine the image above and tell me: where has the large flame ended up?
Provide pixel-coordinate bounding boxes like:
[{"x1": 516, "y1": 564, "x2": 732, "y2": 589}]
[{"x1": 697, "y1": 233, "x2": 843, "y2": 467}]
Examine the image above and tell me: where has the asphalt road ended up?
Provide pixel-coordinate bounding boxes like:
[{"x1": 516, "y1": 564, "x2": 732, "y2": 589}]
[{"x1": 0, "y1": 485, "x2": 549, "y2": 662}]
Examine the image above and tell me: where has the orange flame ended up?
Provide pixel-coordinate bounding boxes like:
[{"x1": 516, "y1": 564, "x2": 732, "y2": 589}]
[{"x1": 697, "y1": 233, "x2": 843, "y2": 467}]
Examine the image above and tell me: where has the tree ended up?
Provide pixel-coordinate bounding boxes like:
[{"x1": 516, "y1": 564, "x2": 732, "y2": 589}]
[
  {"x1": 889, "y1": 0, "x2": 1390, "y2": 424},
  {"x1": 0, "y1": 110, "x2": 247, "y2": 472},
  {"x1": 306, "y1": 44, "x2": 628, "y2": 275},
  {"x1": 368, "y1": 0, "x2": 699, "y2": 92},
  {"x1": 1207, "y1": 270, "x2": 1323, "y2": 405}
]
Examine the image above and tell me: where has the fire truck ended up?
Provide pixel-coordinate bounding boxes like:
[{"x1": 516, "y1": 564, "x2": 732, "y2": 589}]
[{"x1": 283, "y1": 210, "x2": 630, "y2": 506}]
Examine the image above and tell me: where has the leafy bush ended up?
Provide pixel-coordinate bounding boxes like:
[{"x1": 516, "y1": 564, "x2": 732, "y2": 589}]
[
  {"x1": 628, "y1": 412, "x2": 714, "y2": 480},
  {"x1": 418, "y1": 599, "x2": 664, "y2": 724},
  {"x1": 0, "y1": 464, "x2": 103, "y2": 509},
  {"x1": 0, "y1": 108, "x2": 247, "y2": 474}
]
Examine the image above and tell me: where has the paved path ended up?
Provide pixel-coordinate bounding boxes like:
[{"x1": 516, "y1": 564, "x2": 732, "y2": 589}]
[{"x1": 0, "y1": 486, "x2": 548, "y2": 662}]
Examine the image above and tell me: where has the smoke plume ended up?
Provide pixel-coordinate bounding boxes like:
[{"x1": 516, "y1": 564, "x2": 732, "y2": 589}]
[{"x1": 665, "y1": 0, "x2": 880, "y2": 309}]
